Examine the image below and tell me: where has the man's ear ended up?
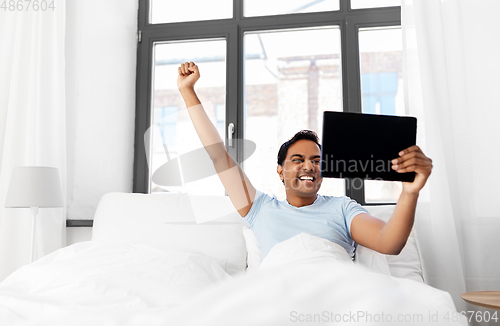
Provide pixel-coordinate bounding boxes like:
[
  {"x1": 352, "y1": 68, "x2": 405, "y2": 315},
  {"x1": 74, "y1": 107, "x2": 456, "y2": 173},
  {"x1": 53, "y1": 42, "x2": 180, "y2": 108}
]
[{"x1": 277, "y1": 165, "x2": 284, "y2": 182}]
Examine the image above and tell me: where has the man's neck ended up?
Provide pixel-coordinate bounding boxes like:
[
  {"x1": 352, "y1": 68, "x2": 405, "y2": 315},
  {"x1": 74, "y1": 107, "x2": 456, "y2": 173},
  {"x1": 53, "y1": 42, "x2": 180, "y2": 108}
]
[{"x1": 286, "y1": 194, "x2": 317, "y2": 208}]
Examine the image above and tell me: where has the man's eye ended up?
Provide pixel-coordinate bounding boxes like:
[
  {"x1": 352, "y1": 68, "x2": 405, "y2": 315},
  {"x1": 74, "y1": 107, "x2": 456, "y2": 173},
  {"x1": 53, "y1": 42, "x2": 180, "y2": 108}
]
[
  {"x1": 313, "y1": 161, "x2": 320, "y2": 164},
  {"x1": 292, "y1": 159, "x2": 303, "y2": 163}
]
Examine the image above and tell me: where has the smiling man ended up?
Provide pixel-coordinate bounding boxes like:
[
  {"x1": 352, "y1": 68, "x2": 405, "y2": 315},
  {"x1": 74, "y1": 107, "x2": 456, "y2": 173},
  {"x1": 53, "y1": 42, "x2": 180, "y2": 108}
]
[{"x1": 177, "y1": 61, "x2": 433, "y2": 260}]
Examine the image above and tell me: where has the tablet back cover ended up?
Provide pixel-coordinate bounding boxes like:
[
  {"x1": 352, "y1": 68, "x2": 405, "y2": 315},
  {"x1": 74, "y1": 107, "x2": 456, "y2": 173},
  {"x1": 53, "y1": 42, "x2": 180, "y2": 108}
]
[{"x1": 320, "y1": 111, "x2": 417, "y2": 182}]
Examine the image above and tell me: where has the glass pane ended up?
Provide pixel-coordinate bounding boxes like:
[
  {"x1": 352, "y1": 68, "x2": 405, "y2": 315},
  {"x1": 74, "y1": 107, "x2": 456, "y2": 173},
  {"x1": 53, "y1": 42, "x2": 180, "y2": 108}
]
[
  {"x1": 359, "y1": 27, "x2": 404, "y2": 116},
  {"x1": 351, "y1": 0, "x2": 400, "y2": 9},
  {"x1": 149, "y1": 39, "x2": 226, "y2": 194},
  {"x1": 151, "y1": 0, "x2": 232, "y2": 24},
  {"x1": 245, "y1": 0, "x2": 339, "y2": 17},
  {"x1": 244, "y1": 27, "x2": 344, "y2": 201},
  {"x1": 359, "y1": 27, "x2": 404, "y2": 203}
]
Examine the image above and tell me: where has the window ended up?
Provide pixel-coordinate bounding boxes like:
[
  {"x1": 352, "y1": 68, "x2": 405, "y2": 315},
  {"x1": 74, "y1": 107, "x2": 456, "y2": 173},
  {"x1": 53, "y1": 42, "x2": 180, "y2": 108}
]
[
  {"x1": 150, "y1": 0, "x2": 233, "y2": 24},
  {"x1": 134, "y1": 0, "x2": 402, "y2": 204},
  {"x1": 244, "y1": 0, "x2": 340, "y2": 17},
  {"x1": 244, "y1": 27, "x2": 345, "y2": 200},
  {"x1": 359, "y1": 27, "x2": 404, "y2": 203},
  {"x1": 146, "y1": 38, "x2": 227, "y2": 194},
  {"x1": 350, "y1": 0, "x2": 400, "y2": 9}
]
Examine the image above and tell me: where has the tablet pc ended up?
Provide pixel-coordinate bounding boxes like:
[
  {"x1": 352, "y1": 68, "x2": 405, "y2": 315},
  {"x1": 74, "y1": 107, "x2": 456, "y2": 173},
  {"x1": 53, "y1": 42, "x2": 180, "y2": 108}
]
[{"x1": 320, "y1": 111, "x2": 417, "y2": 182}]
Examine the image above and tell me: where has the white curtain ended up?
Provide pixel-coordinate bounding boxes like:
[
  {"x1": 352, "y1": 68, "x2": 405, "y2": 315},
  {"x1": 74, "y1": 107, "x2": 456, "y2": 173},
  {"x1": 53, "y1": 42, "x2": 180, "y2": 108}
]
[
  {"x1": 0, "y1": 2, "x2": 67, "y2": 280},
  {"x1": 402, "y1": 0, "x2": 500, "y2": 316}
]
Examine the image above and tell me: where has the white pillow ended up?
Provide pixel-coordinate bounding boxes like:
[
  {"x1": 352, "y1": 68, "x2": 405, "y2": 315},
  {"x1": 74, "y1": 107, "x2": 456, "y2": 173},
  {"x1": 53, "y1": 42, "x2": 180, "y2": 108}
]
[
  {"x1": 384, "y1": 233, "x2": 424, "y2": 282},
  {"x1": 92, "y1": 193, "x2": 247, "y2": 276},
  {"x1": 361, "y1": 205, "x2": 425, "y2": 282},
  {"x1": 242, "y1": 226, "x2": 261, "y2": 273}
]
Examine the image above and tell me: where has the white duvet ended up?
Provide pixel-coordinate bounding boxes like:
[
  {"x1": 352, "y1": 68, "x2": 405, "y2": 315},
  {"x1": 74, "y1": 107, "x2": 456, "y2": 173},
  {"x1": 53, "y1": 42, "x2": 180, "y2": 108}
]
[
  {"x1": 171, "y1": 234, "x2": 468, "y2": 326},
  {"x1": 0, "y1": 241, "x2": 231, "y2": 325},
  {"x1": 0, "y1": 235, "x2": 468, "y2": 326}
]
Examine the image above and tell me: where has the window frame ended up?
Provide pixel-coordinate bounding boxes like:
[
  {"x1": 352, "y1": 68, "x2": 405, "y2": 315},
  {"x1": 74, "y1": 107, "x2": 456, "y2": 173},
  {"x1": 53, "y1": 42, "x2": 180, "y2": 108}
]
[{"x1": 133, "y1": 0, "x2": 401, "y2": 205}]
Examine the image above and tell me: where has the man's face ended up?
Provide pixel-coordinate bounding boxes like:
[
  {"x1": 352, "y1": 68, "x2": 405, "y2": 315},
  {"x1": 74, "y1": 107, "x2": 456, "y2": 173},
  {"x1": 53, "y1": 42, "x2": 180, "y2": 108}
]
[{"x1": 277, "y1": 139, "x2": 323, "y2": 196}]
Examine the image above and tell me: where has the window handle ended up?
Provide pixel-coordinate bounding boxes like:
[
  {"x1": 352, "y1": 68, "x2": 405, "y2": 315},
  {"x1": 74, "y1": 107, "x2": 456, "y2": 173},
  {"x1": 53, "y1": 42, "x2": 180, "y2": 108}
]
[{"x1": 228, "y1": 123, "x2": 235, "y2": 147}]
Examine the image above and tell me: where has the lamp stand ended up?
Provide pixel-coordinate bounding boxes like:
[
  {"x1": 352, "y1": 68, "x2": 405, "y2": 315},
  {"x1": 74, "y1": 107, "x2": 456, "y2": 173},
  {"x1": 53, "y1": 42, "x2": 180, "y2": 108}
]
[{"x1": 30, "y1": 207, "x2": 39, "y2": 263}]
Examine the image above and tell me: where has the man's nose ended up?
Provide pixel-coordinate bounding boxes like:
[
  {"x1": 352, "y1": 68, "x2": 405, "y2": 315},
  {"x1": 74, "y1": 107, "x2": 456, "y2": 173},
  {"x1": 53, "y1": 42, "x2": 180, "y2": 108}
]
[{"x1": 303, "y1": 160, "x2": 315, "y2": 171}]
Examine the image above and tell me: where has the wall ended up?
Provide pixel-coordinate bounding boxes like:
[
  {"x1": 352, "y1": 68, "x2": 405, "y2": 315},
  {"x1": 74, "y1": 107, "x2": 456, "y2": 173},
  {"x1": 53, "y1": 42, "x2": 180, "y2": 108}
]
[
  {"x1": 65, "y1": 0, "x2": 138, "y2": 223},
  {"x1": 67, "y1": 227, "x2": 92, "y2": 245}
]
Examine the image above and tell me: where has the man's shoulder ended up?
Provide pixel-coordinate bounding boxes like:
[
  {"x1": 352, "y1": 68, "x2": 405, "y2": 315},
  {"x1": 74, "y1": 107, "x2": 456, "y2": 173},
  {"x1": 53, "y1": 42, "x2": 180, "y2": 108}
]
[
  {"x1": 253, "y1": 189, "x2": 280, "y2": 205},
  {"x1": 245, "y1": 190, "x2": 281, "y2": 222}
]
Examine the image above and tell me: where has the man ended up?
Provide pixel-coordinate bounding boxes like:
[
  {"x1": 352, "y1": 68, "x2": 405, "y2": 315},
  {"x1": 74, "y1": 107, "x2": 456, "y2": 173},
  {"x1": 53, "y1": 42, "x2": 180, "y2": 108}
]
[{"x1": 177, "y1": 61, "x2": 433, "y2": 259}]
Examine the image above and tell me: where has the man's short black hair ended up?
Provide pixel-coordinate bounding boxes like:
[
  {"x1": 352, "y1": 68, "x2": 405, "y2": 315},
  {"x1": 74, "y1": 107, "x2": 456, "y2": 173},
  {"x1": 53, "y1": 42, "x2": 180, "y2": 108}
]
[{"x1": 277, "y1": 130, "x2": 321, "y2": 166}]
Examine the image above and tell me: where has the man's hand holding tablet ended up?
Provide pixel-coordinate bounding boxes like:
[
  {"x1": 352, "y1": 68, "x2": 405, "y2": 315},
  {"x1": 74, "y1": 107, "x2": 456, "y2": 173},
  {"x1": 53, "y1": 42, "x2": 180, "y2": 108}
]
[
  {"x1": 391, "y1": 145, "x2": 433, "y2": 195},
  {"x1": 321, "y1": 111, "x2": 427, "y2": 183}
]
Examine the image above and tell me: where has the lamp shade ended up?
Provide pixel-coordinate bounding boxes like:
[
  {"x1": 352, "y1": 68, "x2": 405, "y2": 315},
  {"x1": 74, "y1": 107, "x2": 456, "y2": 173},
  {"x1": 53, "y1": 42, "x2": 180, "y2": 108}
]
[{"x1": 5, "y1": 166, "x2": 63, "y2": 208}]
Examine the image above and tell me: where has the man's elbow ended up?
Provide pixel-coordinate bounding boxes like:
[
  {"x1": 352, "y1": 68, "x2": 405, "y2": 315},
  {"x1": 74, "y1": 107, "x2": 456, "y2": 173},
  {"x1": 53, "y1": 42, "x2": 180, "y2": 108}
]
[
  {"x1": 208, "y1": 146, "x2": 229, "y2": 164},
  {"x1": 384, "y1": 247, "x2": 403, "y2": 256},
  {"x1": 380, "y1": 241, "x2": 406, "y2": 255}
]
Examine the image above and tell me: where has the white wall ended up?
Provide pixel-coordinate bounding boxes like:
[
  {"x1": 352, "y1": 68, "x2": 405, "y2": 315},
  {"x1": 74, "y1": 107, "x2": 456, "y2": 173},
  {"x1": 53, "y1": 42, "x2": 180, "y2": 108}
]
[
  {"x1": 67, "y1": 227, "x2": 92, "y2": 245},
  {"x1": 66, "y1": 0, "x2": 138, "y2": 222}
]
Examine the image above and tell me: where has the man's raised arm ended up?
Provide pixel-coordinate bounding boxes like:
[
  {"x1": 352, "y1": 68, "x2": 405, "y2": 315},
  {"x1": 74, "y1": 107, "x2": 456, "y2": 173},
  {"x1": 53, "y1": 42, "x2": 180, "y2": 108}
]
[{"x1": 177, "y1": 62, "x2": 256, "y2": 217}]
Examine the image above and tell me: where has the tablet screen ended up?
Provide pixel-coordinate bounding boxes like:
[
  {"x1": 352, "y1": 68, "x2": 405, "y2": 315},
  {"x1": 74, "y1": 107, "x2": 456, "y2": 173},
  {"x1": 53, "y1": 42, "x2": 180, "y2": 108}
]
[{"x1": 320, "y1": 111, "x2": 417, "y2": 182}]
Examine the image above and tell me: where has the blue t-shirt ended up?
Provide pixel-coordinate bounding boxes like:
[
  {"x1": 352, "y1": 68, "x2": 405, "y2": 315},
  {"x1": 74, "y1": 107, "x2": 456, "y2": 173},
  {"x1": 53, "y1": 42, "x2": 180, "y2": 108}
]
[{"x1": 244, "y1": 190, "x2": 368, "y2": 259}]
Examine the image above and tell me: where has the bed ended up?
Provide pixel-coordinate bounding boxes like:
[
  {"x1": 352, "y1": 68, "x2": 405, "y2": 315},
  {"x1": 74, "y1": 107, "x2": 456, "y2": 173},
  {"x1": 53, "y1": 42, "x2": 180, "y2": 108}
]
[{"x1": 0, "y1": 192, "x2": 467, "y2": 325}]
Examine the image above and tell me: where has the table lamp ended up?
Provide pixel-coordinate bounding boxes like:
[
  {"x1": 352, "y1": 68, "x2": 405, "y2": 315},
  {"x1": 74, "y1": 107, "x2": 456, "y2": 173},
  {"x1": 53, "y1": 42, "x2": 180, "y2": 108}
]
[{"x1": 4, "y1": 166, "x2": 63, "y2": 262}]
